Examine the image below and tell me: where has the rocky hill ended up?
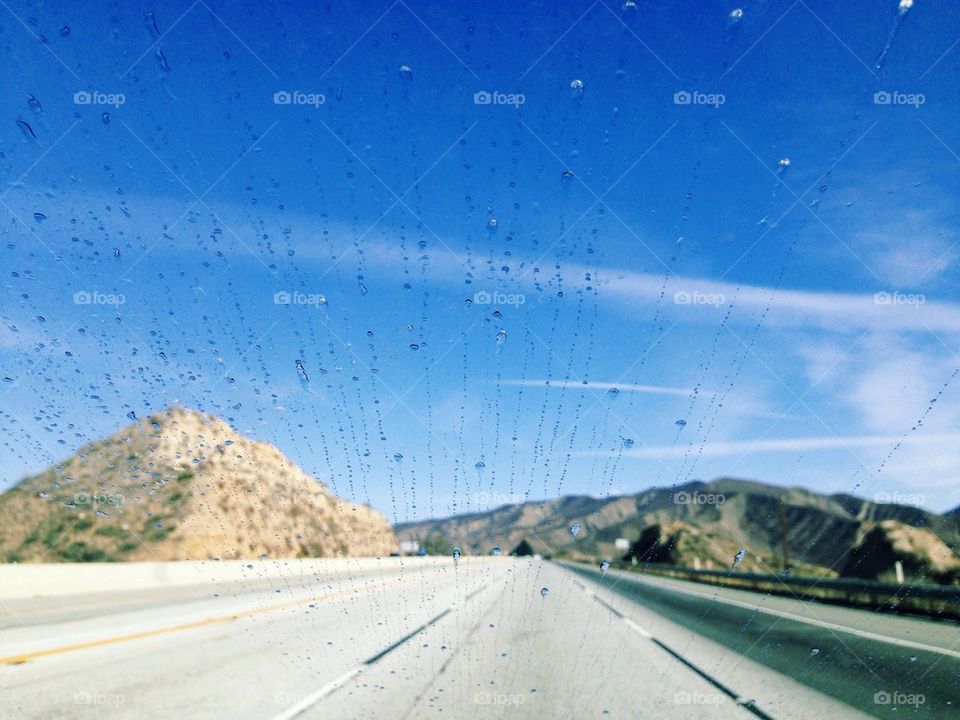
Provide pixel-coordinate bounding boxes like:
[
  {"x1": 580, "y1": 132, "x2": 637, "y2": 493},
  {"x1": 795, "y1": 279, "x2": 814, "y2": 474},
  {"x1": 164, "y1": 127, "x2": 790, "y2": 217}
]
[
  {"x1": 397, "y1": 478, "x2": 960, "y2": 582},
  {"x1": 0, "y1": 407, "x2": 398, "y2": 562},
  {"x1": 842, "y1": 520, "x2": 960, "y2": 584}
]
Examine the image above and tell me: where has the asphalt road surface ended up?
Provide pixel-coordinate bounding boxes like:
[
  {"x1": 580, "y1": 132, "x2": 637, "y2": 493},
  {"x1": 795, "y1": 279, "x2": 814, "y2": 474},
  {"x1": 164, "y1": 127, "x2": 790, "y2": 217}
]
[{"x1": 2, "y1": 557, "x2": 955, "y2": 719}]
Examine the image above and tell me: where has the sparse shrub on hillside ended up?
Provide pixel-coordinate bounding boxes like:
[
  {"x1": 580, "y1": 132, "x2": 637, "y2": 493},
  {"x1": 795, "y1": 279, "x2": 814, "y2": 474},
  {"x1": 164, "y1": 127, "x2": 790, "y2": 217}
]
[
  {"x1": 60, "y1": 542, "x2": 111, "y2": 562},
  {"x1": 421, "y1": 535, "x2": 452, "y2": 556}
]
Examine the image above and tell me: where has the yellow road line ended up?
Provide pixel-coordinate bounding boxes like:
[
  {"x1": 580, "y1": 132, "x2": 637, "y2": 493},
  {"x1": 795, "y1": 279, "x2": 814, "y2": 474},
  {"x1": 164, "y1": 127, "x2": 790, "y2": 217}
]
[{"x1": 0, "y1": 576, "x2": 409, "y2": 666}]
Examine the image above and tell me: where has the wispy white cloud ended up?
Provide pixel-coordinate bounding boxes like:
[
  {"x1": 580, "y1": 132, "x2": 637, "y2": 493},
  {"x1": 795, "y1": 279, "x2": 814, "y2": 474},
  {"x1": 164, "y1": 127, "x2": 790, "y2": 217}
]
[
  {"x1": 25, "y1": 191, "x2": 959, "y2": 337},
  {"x1": 597, "y1": 269, "x2": 960, "y2": 335},
  {"x1": 497, "y1": 379, "x2": 704, "y2": 398},
  {"x1": 580, "y1": 432, "x2": 960, "y2": 459}
]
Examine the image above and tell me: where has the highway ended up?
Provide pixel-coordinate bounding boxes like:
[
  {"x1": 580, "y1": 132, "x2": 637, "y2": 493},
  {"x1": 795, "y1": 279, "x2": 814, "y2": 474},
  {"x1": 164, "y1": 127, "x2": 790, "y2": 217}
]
[{"x1": 0, "y1": 557, "x2": 953, "y2": 719}]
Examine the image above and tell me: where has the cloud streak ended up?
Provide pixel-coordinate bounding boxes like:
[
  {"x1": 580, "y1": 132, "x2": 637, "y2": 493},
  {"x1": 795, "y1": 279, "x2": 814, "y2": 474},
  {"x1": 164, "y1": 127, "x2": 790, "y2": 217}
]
[
  {"x1": 496, "y1": 379, "x2": 704, "y2": 398},
  {"x1": 579, "y1": 432, "x2": 960, "y2": 459}
]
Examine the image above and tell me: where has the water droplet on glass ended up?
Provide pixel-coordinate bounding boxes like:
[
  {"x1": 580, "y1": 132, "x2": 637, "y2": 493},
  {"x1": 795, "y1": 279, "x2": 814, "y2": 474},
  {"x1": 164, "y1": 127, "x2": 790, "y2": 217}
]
[
  {"x1": 729, "y1": 8, "x2": 743, "y2": 19},
  {"x1": 607, "y1": 387, "x2": 620, "y2": 399},
  {"x1": 732, "y1": 548, "x2": 747, "y2": 568},
  {"x1": 487, "y1": 218, "x2": 498, "y2": 230},
  {"x1": 17, "y1": 120, "x2": 37, "y2": 139},
  {"x1": 495, "y1": 329, "x2": 507, "y2": 346},
  {"x1": 810, "y1": 648, "x2": 820, "y2": 655},
  {"x1": 623, "y1": 438, "x2": 635, "y2": 449},
  {"x1": 474, "y1": 460, "x2": 486, "y2": 473},
  {"x1": 570, "y1": 522, "x2": 582, "y2": 537},
  {"x1": 127, "y1": 411, "x2": 137, "y2": 421},
  {"x1": 492, "y1": 546, "x2": 502, "y2": 556},
  {"x1": 398, "y1": 64, "x2": 413, "y2": 79},
  {"x1": 393, "y1": 452, "x2": 403, "y2": 463},
  {"x1": 453, "y1": 546, "x2": 461, "y2": 564},
  {"x1": 540, "y1": 587, "x2": 549, "y2": 598},
  {"x1": 600, "y1": 560, "x2": 610, "y2": 577},
  {"x1": 101, "y1": 112, "x2": 110, "y2": 124},
  {"x1": 675, "y1": 419, "x2": 687, "y2": 427},
  {"x1": 295, "y1": 359, "x2": 309, "y2": 383},
  {"x1": 570, "y1": 78, "x2": 584, "y2": 92},
  {"x1": 899, "y1": 0, "x2": 913, "y2": 14}
]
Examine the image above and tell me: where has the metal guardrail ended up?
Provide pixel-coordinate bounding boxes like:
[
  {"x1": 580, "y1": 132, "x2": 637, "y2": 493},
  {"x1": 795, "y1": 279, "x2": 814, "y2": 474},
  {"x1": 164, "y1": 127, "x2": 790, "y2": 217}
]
[{"x1": 612, "y1": 562, "x2": 960, "y2": 620}]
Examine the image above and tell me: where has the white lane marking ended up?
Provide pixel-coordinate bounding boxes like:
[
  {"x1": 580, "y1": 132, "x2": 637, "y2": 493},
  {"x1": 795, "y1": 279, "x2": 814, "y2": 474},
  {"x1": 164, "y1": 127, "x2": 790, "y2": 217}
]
[
  {"x1": 269, "y1": 666, "x2": 363, "y2": 720},
  {"x1": 580, "y1": 582, "x2": 651, "y2": 637},
  {"x1": 624, "y1": 617, "x2": 653, "y2": 638},
  {"x1": 577, "y1": 574, "x2": 768, "y2": 716},
  {"x1": 611, "y1": 569, "x2": 960, "y2": 660},
  {"x1": 268, "y1": 577, "x2": 497, "y2": 719}
]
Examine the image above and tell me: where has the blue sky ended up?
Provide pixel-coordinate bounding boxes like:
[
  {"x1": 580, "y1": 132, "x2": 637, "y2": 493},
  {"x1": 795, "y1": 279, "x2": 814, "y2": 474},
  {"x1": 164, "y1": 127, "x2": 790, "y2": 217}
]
[{"x1": 2, "y1": 0, "x2": 960, "y2": 521}]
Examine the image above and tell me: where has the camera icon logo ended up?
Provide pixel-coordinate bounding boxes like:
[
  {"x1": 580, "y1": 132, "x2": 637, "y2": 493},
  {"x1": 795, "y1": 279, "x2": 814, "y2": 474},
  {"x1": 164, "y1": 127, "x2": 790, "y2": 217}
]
[
  {"x1": 673, "y1": 291, "x2": 691, "y2": 304},
  {"x1": 674, "y1": 90, "x2": 692, "y2": 105},
  {"x1": 874, "y1": 91, "x2": 892, "y2": 105},
  {"x1": 473, "y1": 290, "x2": 492, "y2": 304},
  {"x1": 74, "y1": 91, "x2": 92, "y2": 105},
  {"x1": 273, "y1": 91, "x2": 292, "y2": 105},
  {"x1": 474, "y1": 91, "x2": 492, "y2": 105},
  {"x1": 874, "y1": 691, "x2": 891, "y2": 705},
  {"x1": 274, "y1": 290, "x2": 292, "y2": 304}
]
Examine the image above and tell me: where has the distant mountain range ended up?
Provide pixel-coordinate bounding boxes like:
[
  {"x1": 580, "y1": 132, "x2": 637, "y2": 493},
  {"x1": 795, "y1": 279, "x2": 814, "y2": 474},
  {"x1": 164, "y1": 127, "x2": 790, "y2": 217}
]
[
  {"x1": 397, "y1": 478, "x2": 960, "y2": 584},
  {"x1": 0, "y1": 407, "x2": 398, "y2": 562},
  {"x1": 4, "y1": 410, "x2": 957, "y2": 584}
]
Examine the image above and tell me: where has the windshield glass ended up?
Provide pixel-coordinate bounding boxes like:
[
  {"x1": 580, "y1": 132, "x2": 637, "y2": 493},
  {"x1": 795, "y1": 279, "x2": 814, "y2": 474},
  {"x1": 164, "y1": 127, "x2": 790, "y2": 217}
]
[{"x1": 2, "y1": 1, "x2": 958, "y2": 719}]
